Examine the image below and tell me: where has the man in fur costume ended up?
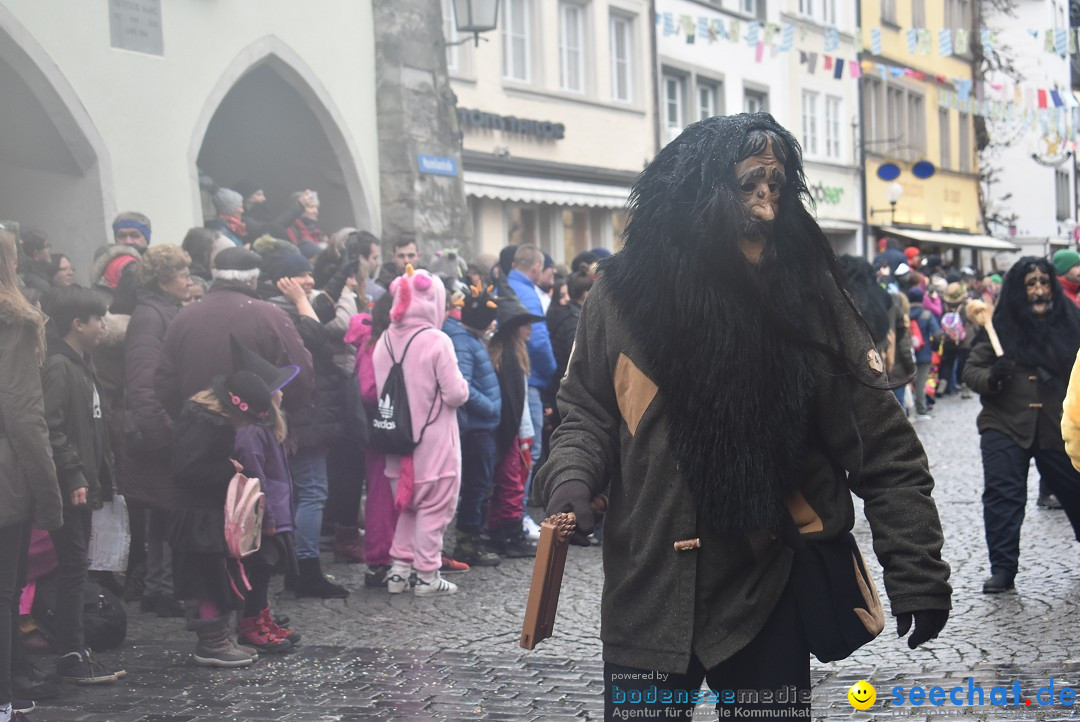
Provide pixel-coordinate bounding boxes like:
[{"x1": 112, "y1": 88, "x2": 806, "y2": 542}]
[
  {"x1": 963, "y1": 257, "x2": 1080, "y2": 594},
  {"x1": 537, "y1": 113, "x2": 952, "y2": 720}
]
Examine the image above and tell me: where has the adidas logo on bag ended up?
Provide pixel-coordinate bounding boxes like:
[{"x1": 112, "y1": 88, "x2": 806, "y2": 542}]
[{"x1": 373, "y1": 393, "x2": 397, "y2": 430}]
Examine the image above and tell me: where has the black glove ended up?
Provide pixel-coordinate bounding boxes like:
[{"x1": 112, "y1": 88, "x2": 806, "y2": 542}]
[
  {"x1": 988, "y1": 358, "x2": 1015, "y2": 390},
  {"x1": 545, "y1": 480, "x2": 595, "y2": 547},
  {"x1": 323, "y1": 257, "x2": 361, "y2": 304},
  {"x1": 895, "y1": 609, "x2": 948, "y2": 649}
]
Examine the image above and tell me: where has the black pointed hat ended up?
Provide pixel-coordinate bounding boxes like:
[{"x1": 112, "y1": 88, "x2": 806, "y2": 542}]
[
  {"x1": 494, "y1": 286, "x2": 544, "y2": 337},
  {"x1": 229, "y1": 335, "x2": 299, "y2": 393}
]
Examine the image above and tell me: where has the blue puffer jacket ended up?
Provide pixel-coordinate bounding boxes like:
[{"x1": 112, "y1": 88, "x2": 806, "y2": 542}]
[
  {"x1": 507, "y1": 269, "x2": 557, "y2": 389},
  {"x1": 443, "y1": 317, "x2": 501, "y2": 432}
]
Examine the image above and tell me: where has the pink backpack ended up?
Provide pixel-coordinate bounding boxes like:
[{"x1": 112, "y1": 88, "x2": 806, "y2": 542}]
[{"x1": 224, "y1": 460, "x2": 265, "y2": 560}]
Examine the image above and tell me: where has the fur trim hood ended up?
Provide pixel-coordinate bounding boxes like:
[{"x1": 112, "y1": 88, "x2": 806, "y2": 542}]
[{"x1": 90, "y1": 244, "x2": 142, "y2": 287}]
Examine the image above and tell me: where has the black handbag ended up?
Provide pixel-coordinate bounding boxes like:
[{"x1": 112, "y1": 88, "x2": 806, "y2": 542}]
[{"x1": 788, "y1": 530, "x2": 885, "y2": 663}]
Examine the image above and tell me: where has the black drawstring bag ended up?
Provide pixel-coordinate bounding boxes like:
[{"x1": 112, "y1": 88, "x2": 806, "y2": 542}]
[
  {"x1": 786, "y1": 527, "x2": 885, "y2": 663},
  {"x1": 368, "y1": 328, "x2": 441, "y2": 456}
]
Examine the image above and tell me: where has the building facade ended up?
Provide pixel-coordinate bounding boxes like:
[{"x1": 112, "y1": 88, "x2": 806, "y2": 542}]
[
  {"x1": 0, "y1": 1, "x2": 380, "y2": 282},
  {"x1": 858, "y1": 0, "x2": 1001, "y2": 264},
  {"x1": 982, "y1": 0, "x2": 1076, "y2": 260},
  {"x1": 656, "y1": 0, "x2": 864, "y2": 256},
  {"x1": 443, "y1": 0, "x2": 656, "y2": 263}
]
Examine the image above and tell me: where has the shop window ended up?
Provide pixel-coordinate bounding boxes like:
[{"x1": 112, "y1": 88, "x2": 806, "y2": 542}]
[
  {"x1": 939, "y1": 108, "x2": 951, "y2": 170},
  {"x1": 610, "y1": 14, "x2": 634, "y2": 103},
  {"x1": 958, "y1": 111, "x2": 971, "y2": 172},
  {"x1": 744, "y1": 88, "x2": 768, "y2": 114},
  {"x1": 802, "y1": 90, "x2": 819, "y2": 156},
  {"x1": 698, "y1": 82, "x2": 718, "y2": 122},
  {"x1": 559, "y1": 2, "x2": 586, "y2": 94},
  {"x1": 1057, "y1": 170, "x2": 1071, "y2": 221},
  {"x1": 825, "y1": 95, "x2": 842, "y2": 160},
  {"x1": 503, "y1": 0, "x2": 532, "y2": 83}
]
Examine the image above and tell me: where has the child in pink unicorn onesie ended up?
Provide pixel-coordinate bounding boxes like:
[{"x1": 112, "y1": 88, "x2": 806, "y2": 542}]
[{"x1": 373, "y1": 266, "x2": 469, "y2": 596}]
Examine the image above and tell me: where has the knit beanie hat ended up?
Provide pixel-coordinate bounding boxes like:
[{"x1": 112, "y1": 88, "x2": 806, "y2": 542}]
[
  {"x1": 906, "y1": 287, "x2": 924, "y2": 304},
  {"x1": 1053, "y1": 249, "x2": 1080, "y2": 276},
  {"x1": 262, "y1": 251, "x2": 313, "y2": 281},
  {"x1": 213, "y1": 188, "x2": 244, "y2": 216},
  {"x1": 904, "y1": 246, "x2": 920, "y2": 261}
]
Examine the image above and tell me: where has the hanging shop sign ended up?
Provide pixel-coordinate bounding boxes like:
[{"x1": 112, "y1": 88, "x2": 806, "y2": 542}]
[{"x1": 457, "y1": 108, "x2": 566, "y2": 140}]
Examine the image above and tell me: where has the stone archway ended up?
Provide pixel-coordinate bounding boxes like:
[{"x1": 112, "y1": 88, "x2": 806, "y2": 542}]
[
  {"x1": 0, "y1": 5, "x2": 112, "y2": 283},
  {"x1": 190, "y1": 37, "x2": 376, "y2": 237}
]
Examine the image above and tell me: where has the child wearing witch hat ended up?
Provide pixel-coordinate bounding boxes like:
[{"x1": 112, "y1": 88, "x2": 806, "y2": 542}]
[{"x1": 167, "y1": 337, "x2": 299, "y2": 668}]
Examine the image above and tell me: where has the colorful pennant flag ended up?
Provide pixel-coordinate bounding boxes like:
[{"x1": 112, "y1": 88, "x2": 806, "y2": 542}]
[
  {"x1": 747, "y1": 21, "x2": 761, "y2": 46},
  {"x1": 906, "y1": 28, "x2": 918, "y2": 54},
  {"x1": 779, "y1": 23, "x2": 795, "y2": 52},
  {"x1": 871, "y1": 27, "x2": 882, "y2": 55},
  {"x1": 824, "y1": 55, "x2": 834, "y2": 71},
  {"x1": 938, "y1": 29, "x2": 953, "y2": 57},
  {"x1": 834, "y1": 58, "x2": 845, "y2": 79},
  {"x1": 824, "y1": 27, "x2": 839, "y2": 52},
  {"x1": 954, "y1": 28, "x2": 970, "y2": 55}
]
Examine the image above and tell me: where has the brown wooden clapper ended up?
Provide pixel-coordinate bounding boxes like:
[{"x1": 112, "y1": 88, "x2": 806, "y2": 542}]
[{"x1": 519, "y1": 512, "x2": 576, "y2": 650}]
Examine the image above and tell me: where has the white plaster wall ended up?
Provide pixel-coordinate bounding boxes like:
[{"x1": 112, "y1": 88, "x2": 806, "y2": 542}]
[
  {"x1": 983, "y1": 0, "x2": 1075, "y2": 243},
  {"x1": 1, "y1": 0, "x2": 380, "y2": 280}
]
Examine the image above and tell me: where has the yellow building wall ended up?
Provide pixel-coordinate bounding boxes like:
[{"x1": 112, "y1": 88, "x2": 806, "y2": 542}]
[{"x1": 860, "y1": 0, "x2": 982, "y2": 234}]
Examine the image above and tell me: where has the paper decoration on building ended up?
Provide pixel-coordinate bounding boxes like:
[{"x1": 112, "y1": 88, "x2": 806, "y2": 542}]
[
  {"x1": 698, "y1": 17, "x2": 710, "y2": 41},
  {"x1": 824, "y1": 27, "x2": 839, "y2": 52},
  {"x1": 756, "y1": 41, "x2": 765, "y2": 62},
  {"x1": 800, "y1": 50, "x2": 818, "y2": 74},
  {"x1": 871, "y1": 27, "x2": 882, "y2": 55},
  {"x1": 938, "y1": 29, "x2": 953, "y2": 56},
  {"x1": 954, "y1": 28, "x2": 970, "y2": 55},
  {"x1": 779, "y1": 23, "x2": 795, "y2": 52},
  {"x1": 917, "y1": 29, "x2": 932, "y2": 55},
  {"x1": 906, "y1": 28, "x2": 918, "y2": 54},
  {"x1": 952, "y1": 78, "x2": 972, "y2": 101},
  {"x1": 747, "y1": 21, "x2": 761, "y2": 47},
  {"x1": 729, "y1": 20, "x2": 741, "y2": 45},
  {"x1": 1045, "y1": 28, "x2": 1056, "y2": 54},
  {"x1": 834, "y1": 58, "x2": 845, "y2": 79},
  {"x1": 849, "y1": 60, "x2": 861, "y2": 79},
  {"x1": 1051, "y1": 90, "x2": 1064, "y2": 108},
  {"x1": 1055, "y1": 28, "x2": 1069, "y2": 58},
  {"x1": 680, "y1": 15, "x2": 695, "y2": 44},
  {"x1": 824, "y1": 55, "x2": 834, "y2": 71}
]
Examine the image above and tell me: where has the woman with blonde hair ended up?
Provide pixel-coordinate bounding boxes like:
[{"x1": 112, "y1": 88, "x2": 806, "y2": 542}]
[
  {"x1": 122, "y1": 244, "x2": 192, "y2": 617},
  {"x1": 0, "y1": 226, "x2": 64, "y2": 720}
]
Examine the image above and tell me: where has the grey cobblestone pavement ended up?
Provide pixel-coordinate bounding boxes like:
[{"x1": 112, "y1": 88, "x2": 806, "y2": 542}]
[{"x1": 29, "y1": 395, "x2": 1080, "y2": 720}]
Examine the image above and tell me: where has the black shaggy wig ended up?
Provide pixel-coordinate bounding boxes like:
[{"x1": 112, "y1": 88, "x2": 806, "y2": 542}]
[
  {"x1": 993, "y1": 257, "x2": 1080, "y2": 374},
  {"x1": 600, "y1": 112, "x2": 876, "y2": 536},
  {"x1": 839, "y1": 255, "x2": 892, "y2": 346}
]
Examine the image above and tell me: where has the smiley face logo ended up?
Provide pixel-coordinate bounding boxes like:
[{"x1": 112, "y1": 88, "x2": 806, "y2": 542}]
[{"x1": 848, "y1": 680, "x2": 876, "y2": 710}]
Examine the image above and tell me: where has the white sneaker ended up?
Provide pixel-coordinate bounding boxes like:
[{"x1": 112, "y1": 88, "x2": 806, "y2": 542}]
[
  {"x1": 916, "y1": 414, "x2": 932, "y2": 421},
  {"x1": 414, "y1": 572, "x2": 458, "y2": 597},
  {"x1": 385, "y1": 570, "x2": 410, "y2": 594},
  {"x1": 522, "y1": 516, "x2": 542, "y2": 541}
]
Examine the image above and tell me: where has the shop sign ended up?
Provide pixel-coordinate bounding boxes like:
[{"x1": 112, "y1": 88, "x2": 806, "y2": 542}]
[
  {"x1": 457, "y1": 108, "x2": 566, "y2": 140},
  {"x1": 109, "y1": 0, "x2": 163, "y2": 55},
  {"x1": 417, "y1": 154, "x2": 459, "y2": 177},
  {"x1": 810, "y1": 182, "x2": 845, "y2": 206}
]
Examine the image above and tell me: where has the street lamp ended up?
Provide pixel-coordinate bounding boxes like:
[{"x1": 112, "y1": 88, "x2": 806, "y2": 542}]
[
  {"x1": 450, "y1": 0, "x2": 499, "y2": 47},
  {"x1": 870, "y1": 182, "x2": 904, "y2": 225}
]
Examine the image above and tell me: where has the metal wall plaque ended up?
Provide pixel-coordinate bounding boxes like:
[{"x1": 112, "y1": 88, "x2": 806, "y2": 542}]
[{"x1": 109, "y1": 0, "x2": 164, "y2": 56}]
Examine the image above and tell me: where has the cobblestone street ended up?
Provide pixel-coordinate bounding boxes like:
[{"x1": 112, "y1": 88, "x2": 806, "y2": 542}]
[{"x1": 33, "y1": 395, "x2": 1080, "y2": 721}]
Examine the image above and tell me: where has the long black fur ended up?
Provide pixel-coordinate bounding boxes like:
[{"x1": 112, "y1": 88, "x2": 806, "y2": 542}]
[
  {"x1": 601, "y1": 113, "x2": 868, "y2": 536},
  {"x1": 839, "y1": 255, "x2": 891, "y2": 345},
  {"x1": 993, "y1": 257, "x2": 1080, "y2": 374}
]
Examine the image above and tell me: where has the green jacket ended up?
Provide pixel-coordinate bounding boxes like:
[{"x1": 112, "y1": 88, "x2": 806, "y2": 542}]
[
  {"x1": 42, "y1": 338, "x2": 115, "y2": 510},
  {"x1": 962, "y1": 329, "x2": 1066, "y2": 450},
  {"x1": 537, "y1": 280, "x2": 952, "y2": 674}
]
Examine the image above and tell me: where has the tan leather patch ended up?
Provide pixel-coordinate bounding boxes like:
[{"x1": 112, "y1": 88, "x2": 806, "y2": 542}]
[
  {"x1": 786, "y1": 491, "x2": 824, "y2": 534},
  {"x1": 851, "y1": 551, "x2": 886, "y2": 637},
  {"x1": 614, "y1": 354, "x2": 658, "y2": 436},
  {"x1": 867, "y1": 349, "x2": 884, "y2": 375}
]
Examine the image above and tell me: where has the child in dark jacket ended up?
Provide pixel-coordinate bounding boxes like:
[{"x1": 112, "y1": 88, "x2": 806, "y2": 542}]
[
  {"x1": 485, "y1": 293, "x2": 543, "y2": 558},
  {"x1": 168, "y1": 338, "x2": 299, "y2": 668},
  {"x1": 41, "y1": 286, "x2": 125, "y2": 685},
  {"x1": 444, "y1": 283, "x2": 502, "y2": 566}
]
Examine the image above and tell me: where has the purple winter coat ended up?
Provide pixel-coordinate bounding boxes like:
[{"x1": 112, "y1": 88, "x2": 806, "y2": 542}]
[{"x1": 232, "y1": 425, "x2": 294, "y2": 534}]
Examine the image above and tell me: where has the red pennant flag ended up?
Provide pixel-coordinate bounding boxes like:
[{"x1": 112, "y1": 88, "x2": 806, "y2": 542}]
[
  {"x1": 824, "y1": 55, "x2": 834, "y2": 70},
  {"x1": 1038, "y1": 89, "x2": 1048, "y2": 108}
]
